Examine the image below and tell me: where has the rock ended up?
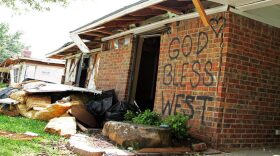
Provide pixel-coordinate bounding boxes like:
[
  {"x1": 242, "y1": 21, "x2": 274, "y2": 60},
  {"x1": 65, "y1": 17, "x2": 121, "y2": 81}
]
[
  {"x1": 192, "y1": 143, "x2": 207, "y2": 152},
  {"x1": 67, "y1": 134, "x2": 105, "y2": 156},
  {"x1": 102, "y1": 121, "x2": 171, "y2": 148},
  {"x1": 68, "y1": 134, "x2": 134, "y2": 156},
  {"x1": 45, "y1": 117, "x2": 76, "y2": 138}
]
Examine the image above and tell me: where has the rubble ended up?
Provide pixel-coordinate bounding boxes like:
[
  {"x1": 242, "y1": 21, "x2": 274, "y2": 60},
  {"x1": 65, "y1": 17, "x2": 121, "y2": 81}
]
[
  {"x1": 44, "y1": 117, "x2": 77, "y2": 138},
  {"x1": 69, "y1": 105, "x2": 98, "y2": 128},
  {"x1": 26, "y1": 95, "x2": 51, "y2": 111},
  {"x1": 34, "y1": 102, "x2": 72, "y2": 121},
  {"x1": 9, "y1": 90, "x2": 26, "y2": 103},
  {"x1": 68, "y1": 134, "x2": 135, "y2": 156}
]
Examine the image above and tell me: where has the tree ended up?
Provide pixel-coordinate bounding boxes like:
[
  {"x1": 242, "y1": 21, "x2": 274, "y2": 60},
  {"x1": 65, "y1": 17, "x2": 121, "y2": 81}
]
[
  {"x1": 0, "y1": 23, "x2": 24, "y2": 62},
  {"x1": 0, "y1": 0, "x2": 68, "y2": 11}
]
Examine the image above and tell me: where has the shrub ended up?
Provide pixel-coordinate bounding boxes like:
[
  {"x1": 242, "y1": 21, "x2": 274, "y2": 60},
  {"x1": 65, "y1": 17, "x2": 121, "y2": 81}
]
[
  {"x1": 132, "y1": 110, "x2": 161, "y2": 126},
  {"x1": 162, "y1": 113, "x2": 189, "y2": 139},
  {"x1": 124, "y1": 110, "x2": 137, "y2": 121}
]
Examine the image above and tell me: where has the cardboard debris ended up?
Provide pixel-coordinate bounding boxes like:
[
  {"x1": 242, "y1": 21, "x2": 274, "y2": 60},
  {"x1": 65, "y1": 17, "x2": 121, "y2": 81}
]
[
  {"x1": 9, "y1": 90, "x2": 26, "y2": 103},
  {"x1": 26, "y1": 95, "x2": 51, "y2": 111},
  {"x1": 44, "y1": 117, "x2": 77, "y2": 138},
  {"x1": 17, "y1": 102, "x2": 72, "y2": 121},
  {"x1": 69, "y1": 105, "x2": 98, "y2": 128},
  {"x1": 34, "y1": 102, "x2": 72, "y2": 121}
]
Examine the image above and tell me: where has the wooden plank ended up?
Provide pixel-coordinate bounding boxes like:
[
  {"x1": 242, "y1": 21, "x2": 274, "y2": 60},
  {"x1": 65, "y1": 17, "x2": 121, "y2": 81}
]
[
  {"x1": 102, "y1": 5, "x2": 228, "y2": 41},
  {"x1": 70, "y1": 33, "x2": 90, "y2": 53},
  {"x1": 85, "y1": 32, "x2": 105, "y2": 37},
  {"x1": 150, "y1": 4, "x2": 183, "y2": 15},
  {"x1": 192, "y1": 0, "x2": 210, "y2": 27},
  {"x1": 72, "y1": 0, "x2": 166, "y2": 33},
  {"x1": 94, "y1": 29, "x2": 113, "y2": 35}
]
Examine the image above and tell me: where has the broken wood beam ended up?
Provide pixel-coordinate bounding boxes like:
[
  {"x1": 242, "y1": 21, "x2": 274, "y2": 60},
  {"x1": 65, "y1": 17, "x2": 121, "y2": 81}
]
[
  {"x1": 150, "y1": 4, "x2": 183, "y2": 15},
  {"x1": 85, "y1": 32, "x2": 105, "y2": 37},
  {"x1": 93, "y1": 29, "x2": 113, "y2": 35},
  {"x1": 192, "y1": 0, "x2": 210, "y2": 26}
]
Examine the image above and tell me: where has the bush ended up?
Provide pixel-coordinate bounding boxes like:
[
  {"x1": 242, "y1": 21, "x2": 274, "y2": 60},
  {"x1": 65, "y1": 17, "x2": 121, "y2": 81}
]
[
  {"x1": 162, "y1": 113, "x2": 189, "y2": 139},
  {"x1": 124, "y1": 110, "x2": 137, "y2": 121},
  {"x1": 132, "y1": 110, "x2": 161, "y2": 126}
]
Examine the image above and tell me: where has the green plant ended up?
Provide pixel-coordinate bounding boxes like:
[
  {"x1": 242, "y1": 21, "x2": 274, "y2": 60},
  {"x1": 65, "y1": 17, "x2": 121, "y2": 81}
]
[
  {"x1": 162, "y1": 113, "x2": 189, "y2": 139},
  {"x1": 124, "y1": 110, "x2": 137, "y2": 121},
  {"x1": 132, "y1": 110, "x2": 162, "y2": 126}
]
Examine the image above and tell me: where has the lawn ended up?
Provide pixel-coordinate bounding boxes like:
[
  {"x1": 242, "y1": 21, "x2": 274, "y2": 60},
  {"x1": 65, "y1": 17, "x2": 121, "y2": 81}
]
[
  {"x1": 0, "y1": 83, "x2": 8, "y2": 88},
  {"x1": 0, "y1": 115, "x2": 74, "y2": 156}
]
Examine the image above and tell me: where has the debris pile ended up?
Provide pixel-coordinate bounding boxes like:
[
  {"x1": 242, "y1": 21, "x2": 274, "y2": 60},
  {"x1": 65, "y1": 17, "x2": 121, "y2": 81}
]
[{"x1": 0, "y1": 80, "x2": 137, "y2": 139}]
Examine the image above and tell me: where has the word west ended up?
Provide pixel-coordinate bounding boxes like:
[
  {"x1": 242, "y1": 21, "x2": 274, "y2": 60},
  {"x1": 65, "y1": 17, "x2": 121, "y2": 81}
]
[{"x1": 161, "y1": 92, "x2": 213, "y2": 124}]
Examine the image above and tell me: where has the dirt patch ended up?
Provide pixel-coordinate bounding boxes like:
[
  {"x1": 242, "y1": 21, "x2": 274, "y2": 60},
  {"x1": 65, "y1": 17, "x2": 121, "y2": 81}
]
[{"x1": 0, "y1": 130, "x2": 38, "y2": 141}]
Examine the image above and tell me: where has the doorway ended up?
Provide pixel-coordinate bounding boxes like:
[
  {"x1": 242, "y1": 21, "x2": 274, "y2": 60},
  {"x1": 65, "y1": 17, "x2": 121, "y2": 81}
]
[
  {"x1": 76, "y1": 56, "x2": 89, "y2": 88},
  {"x1": 134, "y1": 36, "x2": 161, "y2": 111}
]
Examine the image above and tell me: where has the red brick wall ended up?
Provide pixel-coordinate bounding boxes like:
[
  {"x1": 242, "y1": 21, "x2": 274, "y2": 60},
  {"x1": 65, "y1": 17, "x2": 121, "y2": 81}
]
[
  {"x1": 154, "y1": 12, "x2": 229, "y2": 147},
  {"x1": 95, "y1": 35, "x2": 133, "y2": 101},
  {"x1": 219, "y1": 12, "x2": 280, "y2": 149},
  {"x1": 153, "y1": 11, "x2": 280, "y2": 149},
  {"x1": 93, "y1": 11, "x2": 280, "y2": 149}
]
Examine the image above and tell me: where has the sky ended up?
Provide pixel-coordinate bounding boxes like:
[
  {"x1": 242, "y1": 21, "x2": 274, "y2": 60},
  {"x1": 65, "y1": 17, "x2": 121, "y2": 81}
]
[{"x1": 0, "y1": 0, "x2": 138, "y2": 58}]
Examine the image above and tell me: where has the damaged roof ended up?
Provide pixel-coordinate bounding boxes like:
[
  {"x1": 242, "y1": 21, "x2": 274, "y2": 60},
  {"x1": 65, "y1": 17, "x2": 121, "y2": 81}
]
[
  {"x1": 1, "y1": 56, "x2": 65, "y2": 67},
  {"x1": 47, "y1": 0, "x2": 221, "y2": 58}
]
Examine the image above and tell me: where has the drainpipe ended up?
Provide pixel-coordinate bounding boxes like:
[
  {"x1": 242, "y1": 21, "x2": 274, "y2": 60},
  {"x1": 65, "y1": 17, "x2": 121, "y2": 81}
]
[{"x1": 70, "y1": 33, "x2": 90, "y2": 87}]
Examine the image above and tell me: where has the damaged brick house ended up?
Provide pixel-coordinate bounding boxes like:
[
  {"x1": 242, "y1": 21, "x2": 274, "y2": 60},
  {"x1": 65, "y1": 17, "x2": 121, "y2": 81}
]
[{"x1": 47, "y1": 0, "x2": 280, "y2": 149}]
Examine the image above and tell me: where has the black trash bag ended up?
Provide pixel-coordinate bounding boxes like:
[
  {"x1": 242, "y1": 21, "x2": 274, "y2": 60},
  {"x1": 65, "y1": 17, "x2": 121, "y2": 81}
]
[
  {"x1": 104, "y1": 101, "x2": 141, "y2": 122},
  {"x1": 86, "y1": 96, "x2": 113, "y2": 117},
  {"x1": 86, "y1": 90, "x2": 119, "y2": 125},
  {"x1": 101, "y1": 90, "x2": 118, "y2": 105}
]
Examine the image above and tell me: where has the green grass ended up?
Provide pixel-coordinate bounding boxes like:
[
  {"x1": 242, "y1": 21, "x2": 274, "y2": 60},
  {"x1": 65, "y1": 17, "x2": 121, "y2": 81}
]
[
  {"x1": 0, "y1": 115, "x2": 69, "y2": 156},
  {"x1": 0, "y1": 83, "x2": 8, "y2": 88}
]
